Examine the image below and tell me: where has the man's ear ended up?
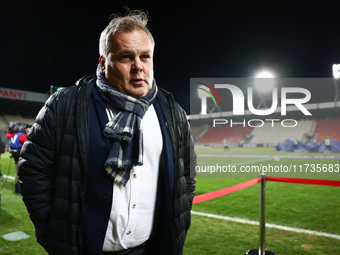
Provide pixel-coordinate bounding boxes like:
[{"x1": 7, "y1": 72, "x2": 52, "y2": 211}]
[{"x1": 99, "y1": 56, "x2": 106, "y2": 73}]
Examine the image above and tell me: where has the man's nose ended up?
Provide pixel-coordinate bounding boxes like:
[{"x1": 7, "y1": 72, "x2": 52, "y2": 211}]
[{"x1": 132, "y1": 58, "x2": 143, "y2": 72}]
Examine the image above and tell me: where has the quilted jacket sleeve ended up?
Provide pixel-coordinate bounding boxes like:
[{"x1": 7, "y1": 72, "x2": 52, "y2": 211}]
[
  {"x1": 18, "y1": 93, "x2": 57, "y2": 245},
  {"x1": 181, "y1": 107, "x2": 197, "y2": 209}
]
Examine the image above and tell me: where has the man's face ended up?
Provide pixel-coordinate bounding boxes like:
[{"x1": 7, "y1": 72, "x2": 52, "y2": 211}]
[{"x1": 99, "y1": 29, "x2": 154, "y2": 97}]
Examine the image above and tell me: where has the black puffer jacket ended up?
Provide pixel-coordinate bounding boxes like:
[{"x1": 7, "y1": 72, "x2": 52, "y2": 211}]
[{"x1": 18, "y1": 75, "x2": 196, "y2": 255}]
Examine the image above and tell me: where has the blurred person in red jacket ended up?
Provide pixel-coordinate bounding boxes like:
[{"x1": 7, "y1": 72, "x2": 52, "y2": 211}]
[
  {"x1": 7, "y1": 122, "x2": 31, "y2": 195},
  {"x1": 0, "y1": 136, "x2": 6, "y2": 181}
]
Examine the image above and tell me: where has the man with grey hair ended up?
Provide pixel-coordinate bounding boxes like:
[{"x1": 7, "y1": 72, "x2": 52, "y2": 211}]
[{"x1": 19, "y1": 9, "x2": 196, "y2": 255}]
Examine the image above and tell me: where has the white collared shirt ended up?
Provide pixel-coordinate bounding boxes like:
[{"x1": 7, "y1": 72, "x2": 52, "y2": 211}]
[{"x1": 102, "y1": 103, "x2": 163, "y2": 252}]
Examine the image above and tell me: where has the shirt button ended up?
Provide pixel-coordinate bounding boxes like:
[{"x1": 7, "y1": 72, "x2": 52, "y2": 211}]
[
  {"x1": 127, "y1": 231, "x2": 131, "y2": 235},
  {"x1": 96, "y1": 229, "x2": 103, "y2": 236},
  {"x1": 102, "y1": 192, "x2": 110, "y2": 200},
  {"x1": 132, "y1": 204, "x2": 136, "y2": 209},
  {"x1": 133, "y1": 174, "x2": 137, "y2": 178}
]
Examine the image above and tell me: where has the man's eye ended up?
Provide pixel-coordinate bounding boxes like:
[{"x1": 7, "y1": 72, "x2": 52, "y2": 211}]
[
  {"x1": 121, "y1": 55, "x2": 130, "y2": 59},
  {"x1": 142, "y1": 55, "x2": 150, "y2": 59}
]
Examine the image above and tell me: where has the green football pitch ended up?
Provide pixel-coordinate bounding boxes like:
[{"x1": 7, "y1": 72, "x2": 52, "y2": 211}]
[
  {"x1": 185, "y1": 147, "x2": 340, "y2": 254},
  {"x1": 1, "y1": 148, "x2": 340, "y2": 254}
]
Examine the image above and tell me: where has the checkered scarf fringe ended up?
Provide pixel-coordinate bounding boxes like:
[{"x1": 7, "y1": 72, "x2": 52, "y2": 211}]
[{"x1": 96, "y1": 66, "x2": 158, "y2": 186}]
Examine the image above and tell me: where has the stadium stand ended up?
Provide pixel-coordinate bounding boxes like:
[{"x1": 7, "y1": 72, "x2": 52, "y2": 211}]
[
  {"x1": 0, "y1": 115, "x2": 9, "y2": 144},
  {"x1": 0, "y1": 114, "x2": 35, "y2": 147},
  {"x1": 0, "y1": 115, "x2": 8, "y2": 131},
  {"x1": 195, "y1": 120, "x2": 317, "y2": 146},
  {"x1": 191, "y1": 125, "x2": 209, "y2": 143},
  {"x1": 3, "y1": 114, "x2": 35, "y2": 126},
  {"x1": 249, "y1": 120, "x2": 315, "y2": 144},
  {"x1": 197, "y1": 125, "x2": 253, "y2": 145},
  {"x1": 314, "y1": 119, "x2": 340, "y2": 143}
]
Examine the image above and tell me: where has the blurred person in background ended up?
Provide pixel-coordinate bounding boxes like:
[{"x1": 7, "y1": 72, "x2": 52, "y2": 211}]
[
  {"x1": 7, "y1": 122, "x2": 30, "y2": 195},
  {"x1": 0, "y1": 135, "x2": 6, "y2": 181},
  {"x1": 223, "y1": 138, "x2": 230, "y2": 153},
  {"x1": 325, "y1": 138, "x2": 331, "y2": 153}
]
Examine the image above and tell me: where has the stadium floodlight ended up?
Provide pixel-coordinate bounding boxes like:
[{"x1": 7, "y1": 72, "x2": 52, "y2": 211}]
[
  {"x1": 254, "y1": 70, "x2": 276, "y2": 93},
  {"x1": 252, "y1": 69, "x2": 276, "y2": 109},
  {"x1": 333, "y1": 64, "x2": 340, "y2": 102},
  {"x1": 333, "y1": 64, "x2": 340, "y2": 79},
  {"x1": 255, "y1": 70, "x2": 275, "y2": 78}
]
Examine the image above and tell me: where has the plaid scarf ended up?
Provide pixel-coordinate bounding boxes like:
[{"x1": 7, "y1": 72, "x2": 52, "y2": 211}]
[{"x1": 96, "y1": 65, "x2": 158, "y2": 186}]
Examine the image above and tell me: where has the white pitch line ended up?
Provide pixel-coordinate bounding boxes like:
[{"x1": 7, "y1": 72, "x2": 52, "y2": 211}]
[
  {"x1": 3, "y1": 175, "x2": 15, "y2": 180},
  {"x1": 192, "y1": 211, "x2": 340, "y2": 240},
  {"x1": 230, "y1": 157, "x2": 273, "y2": 166}
]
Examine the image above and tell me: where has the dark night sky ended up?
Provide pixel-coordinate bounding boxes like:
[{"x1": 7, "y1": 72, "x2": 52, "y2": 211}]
[{"x1": 1, "y1": 1, "x2": 340, "y2": 113}]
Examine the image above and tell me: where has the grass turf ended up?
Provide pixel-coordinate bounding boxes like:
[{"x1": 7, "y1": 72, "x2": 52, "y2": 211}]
[
  {"x1": 1, "y1": 148, "x2": 340, "y2": 254},
  {"x1": 0, "y1": 152, "x2": 47, "y2": 254}
]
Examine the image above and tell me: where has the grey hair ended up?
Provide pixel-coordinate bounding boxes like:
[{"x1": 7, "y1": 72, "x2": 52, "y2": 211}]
[{"x1": 99, "y1": 9, "x2": 155, "y2": 58}]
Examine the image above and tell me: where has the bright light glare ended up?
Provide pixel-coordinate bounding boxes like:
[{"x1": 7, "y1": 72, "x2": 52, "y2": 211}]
[
  {"x1": 255, "y1": 70, "x2": 275, "y2": 78},
  {"x1": 333, "y1": 64, "x2": 340, "y2": 79},
  {"x1": 254, "y1": 70, "x2": 275, "y2": 92}
]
